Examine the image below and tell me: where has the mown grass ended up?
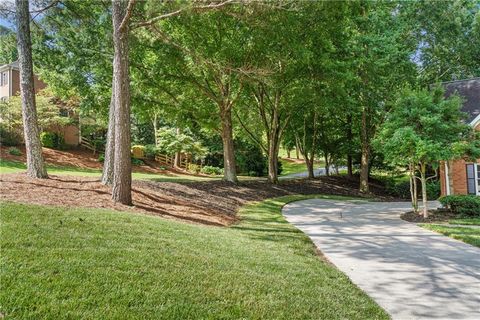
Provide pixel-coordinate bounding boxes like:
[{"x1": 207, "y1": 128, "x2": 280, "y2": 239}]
[
  {"x1": 421, "y1": 224, "x2": 480, "y2": 248},
  {"x1": 0, "y1": 159, "x2": 222, "y2": 182},
  {"x1": 0, "y1": 196, "x2": 388, "y2": 319},
  {"x1": 448, "y1": 217, "x2": 480, "y2": 226},
  {"x1": 279, "y1": 159, "x2": 308, "y2": 176}
]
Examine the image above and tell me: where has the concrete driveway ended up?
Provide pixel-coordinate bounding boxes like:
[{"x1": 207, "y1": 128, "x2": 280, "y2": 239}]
[{"x1": 282, "y1": 199, "x2": 480, "y2": 320}]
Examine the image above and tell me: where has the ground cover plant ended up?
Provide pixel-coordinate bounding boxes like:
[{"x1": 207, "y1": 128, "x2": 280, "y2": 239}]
[{"x1": 0, "y1": 197, "x2": 388, "y2": 319}]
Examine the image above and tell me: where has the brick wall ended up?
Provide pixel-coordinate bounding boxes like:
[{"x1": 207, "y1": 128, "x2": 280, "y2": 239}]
[{"x1": 440, "y1": 159, "x2": 480, "y2": 196}]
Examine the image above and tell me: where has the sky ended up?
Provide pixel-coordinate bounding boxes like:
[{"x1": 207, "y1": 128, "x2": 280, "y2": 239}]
[{"x1": 0, "y1": 17, "x2": 13, "y2": 29}]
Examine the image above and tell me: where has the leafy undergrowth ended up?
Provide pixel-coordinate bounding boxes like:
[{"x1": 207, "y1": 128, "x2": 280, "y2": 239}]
[
  {"x1": 0, "y1": 196, "x2": 387, "y2": 319},
  {"x1": 421, "y1": 224, "x2": 480, "y2": 248}
]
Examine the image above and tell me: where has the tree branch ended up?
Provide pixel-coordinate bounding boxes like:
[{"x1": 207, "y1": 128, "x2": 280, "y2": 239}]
[
  {"x1": 119, "y1": 0, "x2": 136, "y2": 32},
  {"x1": 133, "y1": 0, "x2": 235, "y2": 29}
]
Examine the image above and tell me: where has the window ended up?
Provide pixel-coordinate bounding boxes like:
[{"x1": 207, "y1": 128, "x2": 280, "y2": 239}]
[
  {"x1": 0, "y1": 72, "x2": 8, "y2": 86},
  {"x1": 477, "y1": 164, "x2": 480, "y2": 196}
]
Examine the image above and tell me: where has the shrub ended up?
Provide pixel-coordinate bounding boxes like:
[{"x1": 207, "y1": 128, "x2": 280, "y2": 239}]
[
  {"x1": 439, "y1": 195, "x2": 480, "y2": 217},
  {"x1": 385, "y1": 179, "x2": 411, "y2": 199},
  {"x1": 8, "y1": 147, "x2": 22, "y2": 156},
  {"x1": 144, "y1": 144, "x2": 160, "y2": 159},
  {"x1": 40, "y1": 132, "x2": 65, "y2": 150},
  {"x1": 0, "y1": 125, "x2": 22, "y2": 146},
  {"x1": 131, "y1": 157, "x2": 144, "y2": 166},
  {"x1": 426, "y1": 181, "x2": 441, "y2": 200},
  {"x1": 201, "y1": 165, "x2": 223, "y2": 175},
  {"x1": 98, "y1": 153, "x2": 105, "y2": 163},
  {"x1": 187, "y1": 163, "x2": 201, "y2": 174},
  {"x1": 40, "y1": 132, "x2": 56, "y2": 148}
]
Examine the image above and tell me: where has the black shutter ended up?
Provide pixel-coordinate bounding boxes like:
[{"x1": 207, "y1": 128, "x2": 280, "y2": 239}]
[{"x1": 466, "y1": 164, "x2": 476, "y2": 195}]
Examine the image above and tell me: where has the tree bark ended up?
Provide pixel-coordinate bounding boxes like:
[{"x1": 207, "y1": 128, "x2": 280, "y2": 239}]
[
  {"x1": 220, "y1": 105, "x2": 237, "y2": 183},
  {"x1": 267, "y1": 136, "x2": 280, "y2": 184},
  {"x1": 420, "y1": 162, "x2": 428, "y2": 218},
  {"x1": 346, "y1": 113, "x2": 354, "y2": 178},
  {"x1": 111, "y1": 0, "x2": 132, "y2": 205},
  {"x1": 347, "y1": 155, "x2": 353, "y2": 178},
  {"x1": 174, "y1": 127, "x2": 182, "y2": 169},
  {"x1": 359, "y1": 106, "x2": 370, "y2": 193},
  {"x1": 324, "y1": 154, "x2": 330, "y2": 176},
  {"x1": 153, "y1": 112, "x2": 158, "y2": 146},
  {"x1": 15, "y1": 0, "x2": 48, "y2": 179},
  {"x1": 287, "y1": 149, "x2": 291, "y2": 159},
  {"x1": 409, "y1": 163, "x2": 418, "y2": 213},
  {"x1": 306, "y1": 156, "x2": 314, "y2": 179},
  {"x1": 295, "y1": 143, "x2": 300, "y2": 159},
  {"x1": 102, "y1": 85, "x2": 115, "y2": 185}
]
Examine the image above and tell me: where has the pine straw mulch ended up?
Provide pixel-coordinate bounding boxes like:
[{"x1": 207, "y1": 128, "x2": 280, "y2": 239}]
[
  {"x1": 0, "y1": 173, "x2": 399, "y2": 227},
  {"x1": 400, "y1": 209, "x2": 457, "y2": 223}
]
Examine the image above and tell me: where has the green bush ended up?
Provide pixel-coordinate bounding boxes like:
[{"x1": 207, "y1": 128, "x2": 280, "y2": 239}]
[
  {"x1": 131, "y1": 157, "x2": 144, "y2": 166},
  {"x1": 98, "y1": 153, "x2": 105, "y2": 163},
  {"x1": 426, "y1": 181, "x2": 441, "y2": 200},
  {"x1": 40, "y1": 132, "x2": 65, "y2": 150},
  {"x1": 439, "y1": 195, "x2": 480, "y2": 217},
  {"x1": 385, "y1": 179, "x2": 411, "y2": 199},
  {"x1": 40, "y1": 132, "x2": 56, "y2": 148},
  {"x1": 201, "y1": 165, "x2": 224, "y2": 175},
  {"x1": 8, "y1": 147, "x2": 22, "y2": 156},
  {"x1": 187, "y1": 163, "x2": 201, "y2": 174},
  {"x1": 0, "y1": 125, "x2": 22, "y2": 146},
  {"x1": 384, "y1": 177, "x2": 440, "y2": 200},
  {"x1": 144, "y1": 144, "x2": 160, "y2": 159}
]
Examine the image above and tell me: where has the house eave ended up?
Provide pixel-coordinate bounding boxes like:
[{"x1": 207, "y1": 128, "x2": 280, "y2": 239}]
[{"x1": 471, "y1": 113, "x2": 480, "y2": 128}]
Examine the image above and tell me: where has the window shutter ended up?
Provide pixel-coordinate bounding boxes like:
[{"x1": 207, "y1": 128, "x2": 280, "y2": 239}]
[{"x1": 466, "y1": 164, "x2": 476, "y2": 195}]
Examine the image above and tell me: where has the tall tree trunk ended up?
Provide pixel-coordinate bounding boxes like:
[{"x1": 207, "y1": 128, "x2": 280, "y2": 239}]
[
  {"x1": 15, "y1": 0, "x2": 47, "y2": 179},
  {"x1": 346, "y1": 114, "x2": 353, "y2": 178},
  {"x1": 174, "y1": 127, "x2": 182, "y2": 168},
  {"x1": 347, "y1": 155, "x2": 353, "y2": 178},
  {"x1": 267, "y1": 116, "x2": 281, "y2": 184},
  {"x1": 409, "y1": 163, "x2": 418, "y2": 213},
  {"x1": 111, "y1": 0, "x2": 132, "y2": 205},
  {"x1": 102, "y1": 86, "x2": 115, "y2": 185},
  {"x1": 267, "y1": 138, "x2": 280, "y2": 184},
  {"x1": 420, "y1": 162, "x2": 428, "y2": 218},
  {"x1": 287, "y1": 149, "x2": 291, "y2": 159},
  {"x1": 153, "y1": 112, "x2": 158, "y2": 146},
  {"x1": 306, "y1": 155, "x2": 314, "y2": 179},
  {"x1": 295, "y1": 143, "x2": 300, "y2": 159},
  {"x1": 324, "y1": 154, "x2": 330, "y2": 176},
  {"x1": 359, "y1": 107, "x2": 370, "y2": 193},
  {"x1": 220, "y1": 105, "x2": 237, "y2": 183}
]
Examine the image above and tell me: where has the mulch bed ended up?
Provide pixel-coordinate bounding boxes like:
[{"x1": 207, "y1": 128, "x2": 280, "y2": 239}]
[
  {"x1": 401, "y1": 209, "x2": 457, "y2": 223},
  {"x1": 0, "y1": 171, "x2": 400, "y2": 227}
]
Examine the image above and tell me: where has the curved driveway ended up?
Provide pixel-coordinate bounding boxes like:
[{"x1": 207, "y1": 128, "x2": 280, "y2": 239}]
[{"x1": 282, "y1": 199, "x2": 480, "y2": 320}]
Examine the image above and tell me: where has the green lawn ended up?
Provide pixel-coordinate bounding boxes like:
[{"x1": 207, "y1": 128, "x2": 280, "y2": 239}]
[
  {"x1": 0, "y1": 159, "x2": 221, "y2": 182},
  {"x1": 421, "y1": 224, "x2": 480, "y2": 248},
  {"x1": 279, "y1": 158, "x2": 327, "y2": 176},
  {"x1": 0, "y1": 196, "x2": 388, "y2": 319},
  {"x1": 448, "y1": 218, "x2": 480, "y2": 226}
]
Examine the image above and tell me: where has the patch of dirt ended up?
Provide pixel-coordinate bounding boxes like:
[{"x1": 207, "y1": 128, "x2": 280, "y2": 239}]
[
  {"x1": 401, "y1": 209, "x2": 457, "y2": 223},
  {"x1": 0, "y1": 172, "x2": 399, "y2": 227}
]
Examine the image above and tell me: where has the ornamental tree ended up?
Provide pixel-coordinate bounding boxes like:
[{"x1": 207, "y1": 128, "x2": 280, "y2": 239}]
[{"x1": 376, "y1": 86, "x2": 476, "y2": 217}]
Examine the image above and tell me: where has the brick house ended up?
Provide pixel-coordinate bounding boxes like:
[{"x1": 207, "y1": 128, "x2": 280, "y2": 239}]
[
  {"x1": 439, "y1": 78, "x2": 480, "y2": 196},
  {"x1": 0, "y1": 61, "x2": 80, "y2": 146}
]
